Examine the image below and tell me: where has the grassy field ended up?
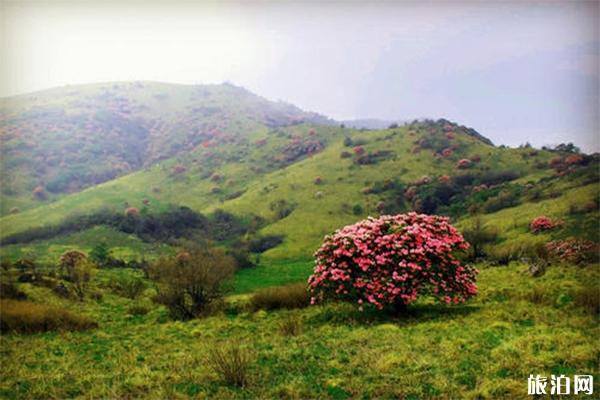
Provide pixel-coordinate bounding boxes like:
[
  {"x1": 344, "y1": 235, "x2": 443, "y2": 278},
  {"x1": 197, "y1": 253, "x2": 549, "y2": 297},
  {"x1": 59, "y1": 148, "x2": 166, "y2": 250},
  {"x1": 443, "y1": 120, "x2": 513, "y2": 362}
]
[{"x1": 0, "y1": 261, "x2": 597, "y2": 399}]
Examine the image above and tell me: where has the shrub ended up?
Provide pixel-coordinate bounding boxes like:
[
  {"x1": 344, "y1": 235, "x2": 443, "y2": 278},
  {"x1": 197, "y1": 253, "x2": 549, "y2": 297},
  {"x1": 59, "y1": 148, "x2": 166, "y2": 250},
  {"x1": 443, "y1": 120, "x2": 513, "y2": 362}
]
[
  {"x1": 340, "y1": 151, "x2": 352, "y2": 158},
  {"x1": 0, "y1": 282, "x2": 27, "y2": 300},
  {"x1": 207, "y1": 342, "x2": 251, "y2": 387},
  {"x1": 89, "y1": 243, "x2": 111, "y2": 265},
  {"x1": 127, "y1": 304, "x2": 150, "y2": 316},
  {"x1": 278, "y1": 315, "x2": 303, "y2": 336},
  {"x1": 308, "y1": 213, "x2": 477, "y2": 310},
  {"x1": 483, "y1": 190, "x2": 520, "y2": 213},
  {"x1": 112, "y1": 276, "x2": 146, "y2": 299},
  {"x1": 66, "y1": 260, "x2": 96, "y2": 301},
  {"x1": 250, "y1": 282, "x2": 310, "y2": 311},
  {"x1": 529, "y1": 216, "x2": 559, "y2": 233},
  {"x1": 572, "y1": 287, "x2": 599, "y2": 316},
  {"x1": 59, "y1": 250, "x2": 87, "y2": 270},
  {"x1": 248, "y1": 235, "x2": 284, "y2": 253},
  {"x1": 462, "y1": 217, "x2": 498, "y2": 259},
  {"x1": 545, "y1": 239, "x2": 599, "y2": 264},
  {"x1": 32, "y1": 186, "x2": 47, "y2": 200},
  {"x1": 456, "y1": 159, "x2": 472, "y2": 169},
  {"x1": 352, "y1": 204, "x2": 364, "y2": 216},
  {"x1": 0, "y1": 300, "x2": 97, "y2": 333},
  {"x1": 125, "y1": 207, "x2": 139, "y2": 217},
  {"x1": 150, "y1": 248, "x2": 235, "y2": 320}
]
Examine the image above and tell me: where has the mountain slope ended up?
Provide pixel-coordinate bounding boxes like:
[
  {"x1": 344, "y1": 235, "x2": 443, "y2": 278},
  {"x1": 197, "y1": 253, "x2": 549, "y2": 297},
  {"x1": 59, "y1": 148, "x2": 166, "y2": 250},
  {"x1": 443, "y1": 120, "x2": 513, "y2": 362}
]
[
  {"x1": 0, "y1": 81, "x2": 332, "y2": 215},
  {"x1": 5, "y1": 112, "x2": 595, "y2": 265}
]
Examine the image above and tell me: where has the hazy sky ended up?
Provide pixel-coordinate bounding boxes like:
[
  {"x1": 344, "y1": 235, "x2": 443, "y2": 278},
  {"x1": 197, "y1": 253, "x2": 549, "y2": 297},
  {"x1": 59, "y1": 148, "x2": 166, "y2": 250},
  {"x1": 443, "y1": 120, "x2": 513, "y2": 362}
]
[{"x1": 1, "y1": 1, "x2": 598, "y2": 151}]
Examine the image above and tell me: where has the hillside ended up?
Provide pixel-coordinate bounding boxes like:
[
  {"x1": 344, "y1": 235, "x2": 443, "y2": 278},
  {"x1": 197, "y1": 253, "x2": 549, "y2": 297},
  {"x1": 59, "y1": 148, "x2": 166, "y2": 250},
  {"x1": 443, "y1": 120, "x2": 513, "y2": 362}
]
[
  {"x1": 0, "y1": 82, "x2": 332, "y2": 215},
  {"x1": 1, "y1": 94, "x2": 597, "y2": 266},
  {"x1": 1, "y1": 83, "x2": 598, "y2": 399}
]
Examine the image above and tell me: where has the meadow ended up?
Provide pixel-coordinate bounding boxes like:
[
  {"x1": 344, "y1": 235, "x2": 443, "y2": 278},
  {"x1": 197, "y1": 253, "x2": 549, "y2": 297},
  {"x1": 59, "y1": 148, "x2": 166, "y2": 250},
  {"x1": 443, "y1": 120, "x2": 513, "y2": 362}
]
[
  {"x1": 1, "y1": 261, "x2": 598, "y2": 399},
  {"x1": 1, "y1": 83, "x2": 598, "y2": 399}
]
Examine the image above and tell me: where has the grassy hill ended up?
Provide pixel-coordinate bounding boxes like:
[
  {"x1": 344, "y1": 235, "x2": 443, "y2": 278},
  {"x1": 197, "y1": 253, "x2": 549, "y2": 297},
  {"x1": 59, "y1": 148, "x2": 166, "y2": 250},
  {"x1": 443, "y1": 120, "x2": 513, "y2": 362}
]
[
  {"x1": 0, "y1": 81, "x2": 332, "y2": 215},
  {"x1": 2, "y1": 106, "x2": 598, "y2": 267},
  {"x1": 1, "y1": 83, "x2": 598, "y2": 399}
]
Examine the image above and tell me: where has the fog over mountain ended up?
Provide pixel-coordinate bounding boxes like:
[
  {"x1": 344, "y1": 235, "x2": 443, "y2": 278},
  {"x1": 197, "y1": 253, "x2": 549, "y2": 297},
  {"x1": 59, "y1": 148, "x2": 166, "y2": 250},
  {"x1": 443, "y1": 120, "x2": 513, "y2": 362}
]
[{"x1": 2, "y1": 1, "x2": 598, "y2": 150}]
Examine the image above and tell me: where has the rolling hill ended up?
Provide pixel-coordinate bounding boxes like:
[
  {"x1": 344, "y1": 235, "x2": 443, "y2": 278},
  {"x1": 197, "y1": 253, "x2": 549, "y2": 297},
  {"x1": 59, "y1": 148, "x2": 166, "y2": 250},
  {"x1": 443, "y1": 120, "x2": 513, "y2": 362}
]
[
  {"x1": 0, "y1": 81, "x2": 333, "y2": 215},
  {"x1": 1, "y1": 82, "x2": 597, "y2": 267}
]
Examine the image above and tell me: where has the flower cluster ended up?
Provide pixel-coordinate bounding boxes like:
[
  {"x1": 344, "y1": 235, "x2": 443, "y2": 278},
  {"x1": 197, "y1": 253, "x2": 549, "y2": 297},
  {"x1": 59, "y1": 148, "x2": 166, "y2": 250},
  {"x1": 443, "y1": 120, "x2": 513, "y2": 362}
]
[
  {"x1": 529, "y1": 216, "x2": 559, "y2": 233},
  {"x1": 456, "y1": 159, "x2": 472, "y2": 169},
  {"x1": 545, "y1": 239, "x2": 599, "y2": 264},
  {"x1": 308, "y1": 213, "x2": 478, "y2": 310}
]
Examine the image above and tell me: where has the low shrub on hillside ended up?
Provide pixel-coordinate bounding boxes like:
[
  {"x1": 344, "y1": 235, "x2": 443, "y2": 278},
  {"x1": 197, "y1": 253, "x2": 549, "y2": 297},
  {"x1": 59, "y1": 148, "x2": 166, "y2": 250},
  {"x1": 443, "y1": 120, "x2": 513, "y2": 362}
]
[
  {"x1": 0, "y1": 300, "x2": 97, "y2": 333},
  {"x1": 247, "y1": 235, "x2": 284, "y2": 253},
  {"x1": 572, "y1": 286, "x2": 600, "y2": 316},
  {"x1": 0, "y1": 282, "x2": 27, "y2": 300},
  {"x1": 309, "y1": 213, "x2": 478, "y2": 310},
  {"x1": 250, "y1": 282, "x2": 310, "y2": 311},
  {"x1": 545, "y1": 239, "x2": 599, "y2": 264},
  {"x1": 150, "y1": 248, "x2": 235, "y2": 320},
  {"x1": 462, "y1": 217, "x2": 498, "y2": 259},
  {"x1": 127, "y1": 304, "x2": 150, "y2": 316},
  {"x1": 529, "y1": 216, "x2": 560, "y2": 233},
  {"x1": 110, "y1": 276, "x2": 146, "y2": 299},
  {"x1": 207, "y1": 342, "x2": 252, "y2": 387},
  {"x1": 278, "y1": 314, "x2": 303, "y2": 336}
]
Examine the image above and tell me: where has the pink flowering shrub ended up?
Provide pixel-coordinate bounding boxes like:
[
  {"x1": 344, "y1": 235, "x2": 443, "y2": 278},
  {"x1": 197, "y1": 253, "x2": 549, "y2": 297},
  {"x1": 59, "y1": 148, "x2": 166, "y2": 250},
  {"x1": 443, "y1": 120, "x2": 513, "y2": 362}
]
[
  {"x1": 529, "y1": 216, "x2": 559, "y2": 233},
  {"x1": 545, "y1": 239, "x2": 599, "y2": 264},
  {"x1": 308, "y1": 213, "x2": 478, "y2": 310},
  {"x1": 456, "y1": 159, "x2": 472, "y2": 169}
]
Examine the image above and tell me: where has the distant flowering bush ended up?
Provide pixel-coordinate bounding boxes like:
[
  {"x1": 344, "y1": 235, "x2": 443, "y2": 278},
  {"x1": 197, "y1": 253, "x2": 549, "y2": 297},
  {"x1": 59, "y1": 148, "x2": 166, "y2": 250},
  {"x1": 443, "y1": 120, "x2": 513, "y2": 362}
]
[
  {"x1": 353, "y1": 146, "x2": 365, "y2": 156},
  {"x1": 308, "y1": 213, "x2": 478, "y2": 310},
  {"x1": 545, "y1": 239, "x2": 599, "y2": 264},
  {"x1": 441, "y1": 148, "x2": 454, "y2": 157},
  {"x1": 438, "y1": 175, "x2": 451, "y2": 183},
  {"x1": 529, "y1": 216, "x2": 559, "y2": 233},
  {"x1": 125, "y1": 207, "x2": 139, "y2": 217},
  {"x1": 456, "y1": 159, "x2": 472, "y2": 169}
]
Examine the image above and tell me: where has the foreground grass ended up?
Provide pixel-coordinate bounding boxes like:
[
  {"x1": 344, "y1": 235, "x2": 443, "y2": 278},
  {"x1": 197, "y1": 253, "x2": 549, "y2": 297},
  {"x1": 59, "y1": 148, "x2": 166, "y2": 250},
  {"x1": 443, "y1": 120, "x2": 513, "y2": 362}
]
[{"x1": 1, "y1": 262, "x2": 598, "y2": 399}]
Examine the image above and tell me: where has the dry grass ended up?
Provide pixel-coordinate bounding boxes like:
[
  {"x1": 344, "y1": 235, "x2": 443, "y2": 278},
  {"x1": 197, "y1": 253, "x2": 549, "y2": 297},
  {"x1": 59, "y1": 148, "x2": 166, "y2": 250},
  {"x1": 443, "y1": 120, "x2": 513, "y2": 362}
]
[
  {"x1": 572, "y1": 286, "x2": 600, "y2": 316},
  {"x1": 278, "y1": 314, "x2": 303, "y2": 336},
  {"x1": 250, "y1": 282, "x2": 310, "y2": 311},
  {"x1": 207, "y1": 342, "x2": 252, "y2": 387},
  {"x1": 0, "y1": 299, "x2": 98, "y2": 334}
]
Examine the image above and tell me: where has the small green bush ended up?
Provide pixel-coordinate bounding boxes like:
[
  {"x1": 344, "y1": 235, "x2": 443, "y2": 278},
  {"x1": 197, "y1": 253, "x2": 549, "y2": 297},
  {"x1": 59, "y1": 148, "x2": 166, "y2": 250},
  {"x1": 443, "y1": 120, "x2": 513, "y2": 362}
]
[
  {"x1": 0, "y1": 300, "x2": 97, "y2": 334},
  {"x1": 250, "y1": 282, "x2": 310, "y2": 311},
  {"x1": 127, "y1": 304, "x2": 150, "y2": 316}
]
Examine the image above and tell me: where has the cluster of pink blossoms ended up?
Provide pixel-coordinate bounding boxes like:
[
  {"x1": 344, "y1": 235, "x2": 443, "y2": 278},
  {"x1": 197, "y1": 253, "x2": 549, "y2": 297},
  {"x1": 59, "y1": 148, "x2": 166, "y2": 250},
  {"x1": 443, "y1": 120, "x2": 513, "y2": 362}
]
[
  {"x1": 308, "y1": 213, "x2": 478, "y2": 310},
  {"x1": 529, "y1": 216, "x2": 559, "y2": 233}
]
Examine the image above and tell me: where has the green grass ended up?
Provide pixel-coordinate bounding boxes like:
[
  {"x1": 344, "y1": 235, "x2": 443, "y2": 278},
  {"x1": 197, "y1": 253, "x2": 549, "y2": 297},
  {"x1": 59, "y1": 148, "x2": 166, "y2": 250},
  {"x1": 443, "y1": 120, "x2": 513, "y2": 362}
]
[
  {"x1": 0, "y1": 262, "x2": 597, "y2": 399},
  {"x1": 0, "y1": 226, "x2": 172, "y2": 264}
]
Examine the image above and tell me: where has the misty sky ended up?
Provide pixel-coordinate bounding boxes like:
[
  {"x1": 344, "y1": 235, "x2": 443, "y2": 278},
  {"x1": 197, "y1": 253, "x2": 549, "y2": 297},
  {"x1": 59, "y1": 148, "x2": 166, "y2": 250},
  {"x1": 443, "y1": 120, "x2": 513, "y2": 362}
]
[{"x1": 1, "y1": 1, "x2": 598, "y2": 151}]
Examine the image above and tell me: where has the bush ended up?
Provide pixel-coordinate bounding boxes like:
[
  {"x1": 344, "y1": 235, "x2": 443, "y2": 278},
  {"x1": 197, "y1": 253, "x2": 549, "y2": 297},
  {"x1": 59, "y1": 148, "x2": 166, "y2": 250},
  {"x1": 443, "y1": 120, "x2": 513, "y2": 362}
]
[
  {"x1": 207, "y1": 342, "x2": 251, "y2": 387},
  {"x1": 0, "y1": 300, "x2": 97, "y2": 333},
  {"x1": 150, "y1": 248, "x2": 235, "y2": 320},
  {"x1": 483, "y1": 190, "x2": 520, "y2": 213},
  {"x1": 250, "y1": 282, "x2": 310, "y2": 311},
  {"x1": 0, "y1": 282, "x2": 27, "y2": 300},
  {"x1": 127, "y1": 304, "x2": 150, "y2": 316},
  {"x1": 462, "y1": 217, "x2": 498, "y2": 259},
  {"x1": 111, "y1": 276, "x2": 146, "y2": 299},
  {"x1": 248, "y1": 235, "x2": 284, "y2": 253},
  {"x1": 278, "y1": 315, "x2": 303, "y2": 336},
  {"x1": 545, "y1": 239, "x2": 599, "y2": 264},
  {"x1": 572, "y1": 287, "x2": 599, "y2": 316},
  {"x1": 529, "y1": 216, "x2": 559, "y2": 233},
  {"x1": 308, "y1": 213, "x2": 478, "y2": 310}
]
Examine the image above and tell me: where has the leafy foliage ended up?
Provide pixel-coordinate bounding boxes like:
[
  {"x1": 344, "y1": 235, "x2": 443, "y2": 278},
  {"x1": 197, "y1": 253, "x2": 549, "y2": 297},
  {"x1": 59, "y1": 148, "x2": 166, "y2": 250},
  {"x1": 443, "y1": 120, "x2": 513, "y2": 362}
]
[{"x1": 309, "y1": 213, "x2": 478, "y2": 310}]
